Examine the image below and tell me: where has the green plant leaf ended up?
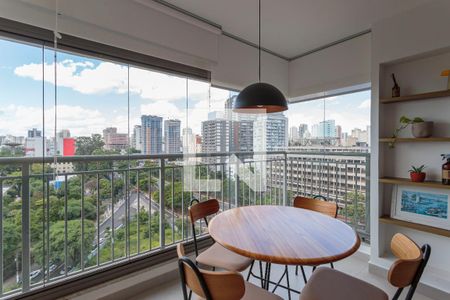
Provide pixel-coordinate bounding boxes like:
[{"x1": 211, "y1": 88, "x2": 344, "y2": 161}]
[
  {"x1": 409, "y1": 164, "x2": 426, "y2": 173},
  {"x1": 412, "y1": 117, "x2": 424, "y2": 123},
  {"x1": 399, "y1": 116, "x2": 411, "y2": 124}
]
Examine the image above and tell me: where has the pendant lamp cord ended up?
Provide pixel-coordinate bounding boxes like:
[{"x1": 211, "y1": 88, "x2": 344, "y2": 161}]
[{"x1": 258, "y1": 0, "x2": 261, "y2": 82}]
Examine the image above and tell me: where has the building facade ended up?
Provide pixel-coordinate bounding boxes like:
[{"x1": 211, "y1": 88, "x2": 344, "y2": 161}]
[
  {"x1": 131, "y1": 125, "x2": 142, "y2": 152},
  {"x1": 312, "y1": 120, "x2": 336, "y2": 138},
  {"x1": 201, "y1": 119, "x2": 228, "y2": 154},
  {"x1": 141, "y1": 115, "x2": 163, "y2": 154},
  {"x1": 290, "y1": 126, "x2": 299, "y2": 142},
  {"x1": 164, "y1": 119, "x2": 181, "y2": 154},
  {"x1": 298, "y1": 124, "x2": 308, "y2": 139},
  {"x1": 253, "y1": 113, "x2": 288, "y2": 152},
  {"x1": 27, "y1": 128, "x2": 41, "y2": 138},
  {"x1": 103, "y1": 127, "x2": 128, "y2": 151}
]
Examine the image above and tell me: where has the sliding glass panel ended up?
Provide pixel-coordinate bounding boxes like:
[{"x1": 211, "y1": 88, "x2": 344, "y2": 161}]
[
  {"x1": 286, "y1": 90, "x2": 371, "y2": 235},
  {"x1": 40, "y1": 48, "x2": 129, "y2": 272},
  {"x1": 0, "y1": 38, "x2": 44, "y2": 294},
  {"x1": 128, "y1": 67, "x2": 188, "y2": 249},
  {"x1": 0, "y1": 32, "x2": 241, "y2": 298}
]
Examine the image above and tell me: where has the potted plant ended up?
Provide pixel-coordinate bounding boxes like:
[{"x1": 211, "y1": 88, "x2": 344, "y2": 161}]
[
  {"x1": 390, "y1": 116, "x2": 433, "y2": 147},
  {"x1": 409, "y1": 165, "x2": 426, "y2": 182}
]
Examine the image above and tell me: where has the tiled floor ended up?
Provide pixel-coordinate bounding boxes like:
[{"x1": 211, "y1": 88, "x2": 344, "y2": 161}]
[{"x1": 129, "y1": 255, "x2": 434, "y2": 300}]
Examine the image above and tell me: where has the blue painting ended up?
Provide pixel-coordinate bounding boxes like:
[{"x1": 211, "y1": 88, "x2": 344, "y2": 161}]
[{"x1": 401, "y1": 190, "x2": 448, "y2": 219}]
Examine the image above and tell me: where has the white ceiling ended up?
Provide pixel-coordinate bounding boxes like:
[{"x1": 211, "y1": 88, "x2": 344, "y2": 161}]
[{"x1": 163, "y1": 0, "x2": 432, "y2": 59}]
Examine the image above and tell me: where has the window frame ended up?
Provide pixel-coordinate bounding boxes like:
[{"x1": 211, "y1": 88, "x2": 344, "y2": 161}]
[{"x1": 0, "y1": 17, "x2": 210, "y2": 82}]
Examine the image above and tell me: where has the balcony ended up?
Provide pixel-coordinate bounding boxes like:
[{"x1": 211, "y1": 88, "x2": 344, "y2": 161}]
[{"x1": 0, "y1": 150, "x2": 369, "y2": 299}]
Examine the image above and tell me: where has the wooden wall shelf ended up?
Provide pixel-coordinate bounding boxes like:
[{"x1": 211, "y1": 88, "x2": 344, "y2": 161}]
[
  {"x1": 379, "y1": 216, "x2": 450, "y2": 237},
  {"x1": 379, "y1": 177, "x2": 450, "y2": 190},
  {"x1": 380, "y1": 89, "x2": 450, "y2": 104},
  {"x1": 379, "y1": 137, "x2": 450, "y2": 143}
]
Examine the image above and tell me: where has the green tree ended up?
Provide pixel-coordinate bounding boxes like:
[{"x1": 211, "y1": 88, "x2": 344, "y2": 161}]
[
  {"x1": 75, "y1": 134, "x2": 104, "y2": 156},
  {"x1": 152, "y1": 182, "x2": 191, "y2": 211},
  {"x1": 344, "y1": 192, "x2": 366, "y2": 221},
  {"x1": 32, "y1": 219, "x2": 96, "y2": 268}
]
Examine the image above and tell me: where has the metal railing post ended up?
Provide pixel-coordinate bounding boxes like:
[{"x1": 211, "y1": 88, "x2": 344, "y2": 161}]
[
  {"x1": 365, "y1": 154, "x2": 371, "y2": 239},
  {"x1": 21, "y1": 162, "x2": 30, "y2": 291},
  {"x1": 283, "y1": 153, "x2": 288, "y2": 206},
  {"x1": 234, "y1": 155, "x2": 240, "y2": 208},
  {"x1": 159, "y1": 159, "x2": 166, "y2": 248}
]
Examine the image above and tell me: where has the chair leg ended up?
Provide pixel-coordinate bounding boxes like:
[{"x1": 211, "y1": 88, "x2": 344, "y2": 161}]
[
  {"x1": 330, "y1": 262, "x2": 334, "y2": 269},
  {"x1": 246, "y1": 261, "x2": 255, "y2": 281},
  {"x1": 285, "y1": 266, "x2": 291, "y2": 300},
  {"x1": 300, "y1": 266, "x2": 308, "y2": 284},
  {"x1": 188, "y1": 290, "x2": 192, "y2": 300},
  {"x1": 259, "y1": 261, "x2": 264, "y2": 288},
  {"x1": 272, "y1": 266, "x2": 287, "y2": 293},
  {"x1": 295, "y1": 265, "x2": 298, "y2": 276},
  {"x1": 264, "y1": 262, "x2": 272, "y2": 290},
  {"x1": 392, "y1": 288, "x2": 403, "y2": 300}
]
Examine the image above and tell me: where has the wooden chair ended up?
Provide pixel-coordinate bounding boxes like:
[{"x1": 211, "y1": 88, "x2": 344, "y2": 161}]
[
  {"x1": 300, "y1": 233, "x2": 431, "y2": 300},
  {"x1": 293, "y1": 195, "x2": 338, "y2": 283},
  {"x1": 293, "y1": 195, "x2": 338, "y2": 218},
  {"x1": 177, "y1": 243, "x2": 283, "y2": 300},
  {"x1": 189, "y1": 199, "x2": 253, "y2": 273}
]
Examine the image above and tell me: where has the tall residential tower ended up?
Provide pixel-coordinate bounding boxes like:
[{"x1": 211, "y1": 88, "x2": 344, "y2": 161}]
[{"x1": 141, "y1": 115, "x2": 163, "y2": 154}]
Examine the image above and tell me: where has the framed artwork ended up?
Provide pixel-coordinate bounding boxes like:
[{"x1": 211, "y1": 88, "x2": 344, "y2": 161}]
[{"x1": 391, "y1": 185, "x2": 450, "y2": 230}]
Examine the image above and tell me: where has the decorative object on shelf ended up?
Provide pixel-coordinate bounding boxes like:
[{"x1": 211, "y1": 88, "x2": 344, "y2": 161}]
[
  {"x1": 391, "y1": 73, "x2": 400, "y2": 97},
  {"x1": 234, "y1": 0, "x2": 288, "y2": 113},
  {"x1": 409, "y1": 165, "x2": 426, "y2": 182},
  {"x1": 380, "y1": 89, "x2": 450, "y2": 104},
  {"x1": 391, "y1": 185, "x2": 450, "y2": 230},
  {"x1": 411, "y1": 120, "x2": 434, "y2": 138},
  {"x1": 389, "y1": 115, "x2": 432, "y2": 147},
  {"x1": 441, "y1": 69, "x2": 450, "y2": 90},
  {"x1": 442, "y1": 154, "x2": 450, "y2": 185},
  {"x1": 393, "y1": 116, "x2": 425, "y2": 137}
]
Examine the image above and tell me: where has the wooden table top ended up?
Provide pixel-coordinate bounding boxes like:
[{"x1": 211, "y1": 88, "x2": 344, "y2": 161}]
[{"x1": 209, "y1": 205, "x2": 361, "y2": 265}]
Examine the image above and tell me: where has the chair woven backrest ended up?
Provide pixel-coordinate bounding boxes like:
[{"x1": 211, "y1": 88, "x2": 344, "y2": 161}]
[
  {"x1": 388, "y1": 233, "x2": 423, "y2": 288},
  {"x1": 293, "y1": 196, "x2": 338, "y2": 218},
  {"x1": 188, "y1": 199, "x2": 220, "y2": 223},
  {"x1": 177, "y1": 243, "x2": 245, "y2": 300}
]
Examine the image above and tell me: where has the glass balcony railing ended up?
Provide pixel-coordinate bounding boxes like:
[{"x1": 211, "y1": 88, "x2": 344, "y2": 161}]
[{"x1": 0, "y1": 150, "x2": 369, "y2": 298}]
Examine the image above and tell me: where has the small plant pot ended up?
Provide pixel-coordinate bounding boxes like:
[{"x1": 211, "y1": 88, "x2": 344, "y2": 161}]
[
  {"x1": 411, "y1": 121, "x2": 433, "y2": 138},
  {"x1": 410, "y1": 172, "x2": 426, "y2": 182}
]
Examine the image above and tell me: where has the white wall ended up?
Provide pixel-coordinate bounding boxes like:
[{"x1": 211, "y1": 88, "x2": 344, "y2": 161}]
[
  {"x1": 212, "y1": 35, "x2": 288, "y2": 93},
  {"x1": 370, "y1": 0, "x2": 450, "y2": 297},
  {"x1": 288, "y1": 33, "x2": 371, "y2": 98},
  {"x1": 0, "y1": 0, "x2": 288, "y2": 94}
]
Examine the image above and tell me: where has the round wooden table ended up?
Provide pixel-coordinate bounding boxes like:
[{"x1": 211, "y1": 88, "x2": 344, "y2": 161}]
[{"x1": 209, "y1": 205, "x2": 361, "y2": 294}]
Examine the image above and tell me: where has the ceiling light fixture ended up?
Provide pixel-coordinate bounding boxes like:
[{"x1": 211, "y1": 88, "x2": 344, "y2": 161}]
[{"x1": 233, "y1": 0, "x2": 288, "y2": 113}]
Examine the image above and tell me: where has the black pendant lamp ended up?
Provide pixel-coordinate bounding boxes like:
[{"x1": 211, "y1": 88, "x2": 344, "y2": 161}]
[{"x1": 234, "y1": 0, "x2": 288, "y2": 113}]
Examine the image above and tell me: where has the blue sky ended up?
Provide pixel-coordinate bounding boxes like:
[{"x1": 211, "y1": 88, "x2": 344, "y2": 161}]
[{"x1": 0, "y1": 37, "x2": 370, "y2": 138}]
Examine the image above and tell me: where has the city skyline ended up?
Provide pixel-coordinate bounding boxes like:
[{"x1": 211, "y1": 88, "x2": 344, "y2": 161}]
[
  {"x1": 0, "y1": 38, "x2": 370, "y2": 140},
  {"x1": 0, "y1": 38, "x2": 233, "y2": 138}
]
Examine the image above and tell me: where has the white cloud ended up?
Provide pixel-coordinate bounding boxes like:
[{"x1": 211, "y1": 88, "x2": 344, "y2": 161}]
[
  {"x1": 0, "y1": 104, "x2": 127, "y2": 137},
  {"x1": 11, "y1": 60, "x2": 236, "y2": 136},
  {"x1": 358, "y1": 99, "x2": 371, "y2": 109},
  {"x1": 15, "y1": 60, "x2": 128, "y2": 95},
  {"x1": 14, "y1": 60, "x2": 216, "y2": 102}
]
